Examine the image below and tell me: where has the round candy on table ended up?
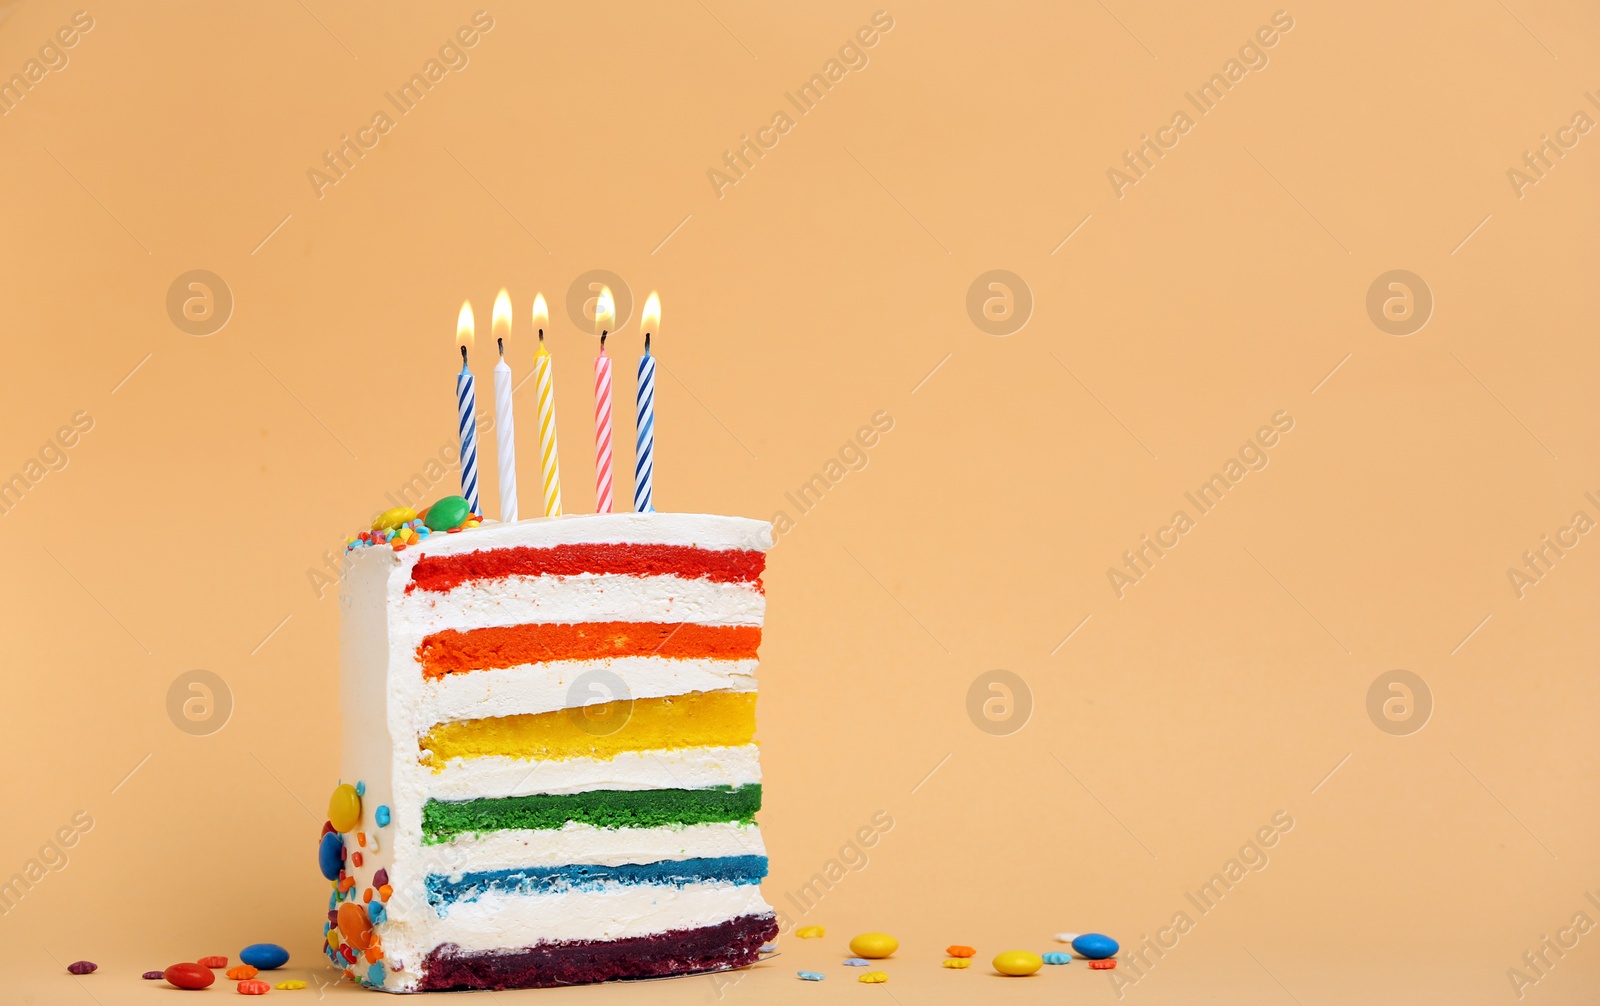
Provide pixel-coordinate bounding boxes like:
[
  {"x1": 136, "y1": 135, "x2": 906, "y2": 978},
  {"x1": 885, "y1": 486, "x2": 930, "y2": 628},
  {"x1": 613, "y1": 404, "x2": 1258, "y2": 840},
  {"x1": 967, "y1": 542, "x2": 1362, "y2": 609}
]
[
  {"x1": 142, "y1": 971, "x2": 164, "y2": 980},
  {"x1": 372, "y1": 507, "x2": 417, "y2": 531},
  {"x1": 1042, "y1": 951, "x2": 1071, "y2": 965},
  {"x1": 237, "y1": 979, "x2": 272, "y2": 995},
  {"x1": 992, "y1": 951, "x2": 1044, "y2": 977},
  {"x1": 328, "y1": 783, "x2": 362, "y2": 832},
  {"x1": 1053, "y1": 932, "x2": 1080, "y2": 943},
  {"x1": 67, "y1": 960, "x2": 96, "y2": 974},
  {"x1": 240, "y1": 943, "x2": 290, "y2": 970},
  {"x1": 1071, "y1": 933, "x2": 1119, "y2": 960},
  {"x1": 318, "y1": 831, "x2": 344, "y2": 881},
  {"x1": 797, "y1": 970, "x2": 825, "y2": 981},
  {"x1": 847, "y1": 932, "x2": 898, "y2": 959},
  {"x1": 946, "y1": 945, "x2": 975, "y2": 958},
  {"x1": 163, "y1": 962, "x2": 216, "y2": 989},
  {"x1": 423, "y1": 496, "x2": 471, "y2": 531}
]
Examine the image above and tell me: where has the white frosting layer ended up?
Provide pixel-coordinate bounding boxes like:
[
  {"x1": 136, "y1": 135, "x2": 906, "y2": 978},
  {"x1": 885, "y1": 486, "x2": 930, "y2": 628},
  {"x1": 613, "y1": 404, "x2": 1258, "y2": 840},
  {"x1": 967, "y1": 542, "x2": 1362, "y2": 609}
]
[
  {"x1": 419, "y1": 657, "x2": 758, "y2": 728},
  {"x1": 401, "y1": 572, "x2": 765, "y2": 635},
  {"x1": 426, "y1": 745, "x2": 762, "y2": 800},
  {"x1": 420, "y1": 822, "x2": 768, "y2": 877},
  {"x1": 338, "y1": 514, "x2": 775, "y2": 992},
  {"x1": 395, "y1": 882, "x2": 772, "y2": 954}
]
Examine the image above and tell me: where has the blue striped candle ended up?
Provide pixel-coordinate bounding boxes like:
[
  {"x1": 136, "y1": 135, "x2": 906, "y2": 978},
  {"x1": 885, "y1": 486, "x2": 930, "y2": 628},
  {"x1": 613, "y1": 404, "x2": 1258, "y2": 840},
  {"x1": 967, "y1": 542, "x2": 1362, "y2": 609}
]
[
  {"x1": 633, "y1": 332, "x2": 655, "y2": 513},
  {"x1": 455, "y1": 302, "x2": 481, "y2": 515}
]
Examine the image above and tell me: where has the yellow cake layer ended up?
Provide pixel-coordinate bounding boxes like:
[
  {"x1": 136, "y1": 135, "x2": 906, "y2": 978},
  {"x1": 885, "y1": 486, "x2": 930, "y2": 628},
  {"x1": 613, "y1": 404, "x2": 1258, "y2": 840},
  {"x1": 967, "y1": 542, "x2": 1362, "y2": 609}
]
[{"x1": 420, "y1": 690, "x2": 757, "y2": 768}]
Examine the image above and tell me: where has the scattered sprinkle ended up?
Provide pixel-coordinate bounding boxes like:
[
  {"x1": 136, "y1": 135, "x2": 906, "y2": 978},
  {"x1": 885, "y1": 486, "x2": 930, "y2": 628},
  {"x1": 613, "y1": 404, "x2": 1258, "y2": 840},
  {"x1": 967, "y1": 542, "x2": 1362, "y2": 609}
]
[
  {"x1": 1090, "y1": 959, "x2": 1118, "y2": 970},
  {"x1": 843, "y1": 958, "x2": 871, "y2": 967},
  {"x1": 226, "y1": 965, "x2": 259, "y2": 980},
  {"x1": 237, "y1": 978, "x2": 272, "y2": 995},
  {"x1": 796, "y1": 925, "x2": 825, "y2": 939},
  {"x1": 1043, "y1": 952, "x2": 1071, "y2": 965},
  {"x1": 942, "y1": 958, "x2": 972, "y2": 969},
  {"x1": 142, "y1": 971, "x2": 164, "y2": 979},
  {"x1": 797, "y1": 970, "x2": 825, "y2": 981},
  {"x1": 67, "y1": 961, "x2": 96, "y2": 975},
  {"x1": 859, "y1": 971, "x2": 888, "y2": 984},
  {"x1": 375, "y1": 806, "x2": 391, "y2": 827},
  {"x1": 197, "y1": 956, "x2": 228, "y2": 969},
  {"x1": 946, "y1": 945, "x2": 975, "y2": 958},
  {"x1": 276, "y1": 980, "x2": 308, "y2": 990}
]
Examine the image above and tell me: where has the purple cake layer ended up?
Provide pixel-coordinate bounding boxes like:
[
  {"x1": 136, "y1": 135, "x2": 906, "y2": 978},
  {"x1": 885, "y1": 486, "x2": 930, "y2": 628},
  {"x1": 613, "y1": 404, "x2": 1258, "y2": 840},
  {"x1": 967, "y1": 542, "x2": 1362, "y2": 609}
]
[{"x1": 418, "y1": 913, "x2": 779, "y2": 991}]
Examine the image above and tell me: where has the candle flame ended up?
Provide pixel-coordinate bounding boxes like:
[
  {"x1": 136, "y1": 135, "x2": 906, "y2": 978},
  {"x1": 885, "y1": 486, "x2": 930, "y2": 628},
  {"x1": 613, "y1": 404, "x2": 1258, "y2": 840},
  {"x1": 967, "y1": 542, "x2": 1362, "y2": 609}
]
[
  {"x1": 532, "y1": 293, "x2": 548, "y2": 333},
  {"x1": 456, "y1": 301, "x2": 475, "y2": 349},
  {"x1": 641, "y1": 292, "x2": 660, "y2": 336},
  {"x1": 595, "y1": 286, "x2": 615, "y2": 334},
  {"x1": 492, "y1": 289, "x2": 512, "y2": 343}
]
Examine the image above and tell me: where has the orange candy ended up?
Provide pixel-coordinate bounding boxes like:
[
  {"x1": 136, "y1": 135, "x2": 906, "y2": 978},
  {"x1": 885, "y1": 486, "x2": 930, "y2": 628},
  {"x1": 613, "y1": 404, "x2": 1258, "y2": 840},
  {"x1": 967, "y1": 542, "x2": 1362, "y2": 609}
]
[
  {"x1": 378, "y1": 884, "x2": 393, "y2": 901},
  {"x1": 363, "y1": 889, "x2": 373, "y2": 904},
  {"x1": 198, "y1": 956, "x2": 228, "y2": 968},
  {"x1": 237, "y1": 979, "x2": 272, "y2": 995},
  {"x1": 946, "y1": 945, "x2": 976, "y2": 958},
  {"x1": 357, "y1": 832, "x2": 367, "y2": 848},
  {"x1": 364, "y1": 946, "x2": 384, "y2": 963},
  {"x1": 352, "y1": 852, "x2": 363, "y2": 868},
  {"x1": 225, "y1": 965, "x2": 259, "y2": 980},
  {"x1": 1090, "y1": 959, "x2": 1118, "y2": 970},
  {"x1": 338, "y1": 902, "x2": 374, "y2": 951}
]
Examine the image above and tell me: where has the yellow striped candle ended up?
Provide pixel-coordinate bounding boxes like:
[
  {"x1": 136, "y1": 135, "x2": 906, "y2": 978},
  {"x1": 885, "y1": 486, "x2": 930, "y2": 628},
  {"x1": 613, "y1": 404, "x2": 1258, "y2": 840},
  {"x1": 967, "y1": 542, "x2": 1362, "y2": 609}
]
[{"x1": 532, "y1": 294, "x2": 562, "y2": 517}]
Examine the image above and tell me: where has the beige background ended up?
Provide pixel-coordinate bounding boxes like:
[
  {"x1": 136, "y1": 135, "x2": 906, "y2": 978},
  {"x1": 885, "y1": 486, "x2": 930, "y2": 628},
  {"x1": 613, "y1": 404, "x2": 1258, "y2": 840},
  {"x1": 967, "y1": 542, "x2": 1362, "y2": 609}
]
[{"x1": 1, "y1": 1, "x2": 1597, "y2": 1002}]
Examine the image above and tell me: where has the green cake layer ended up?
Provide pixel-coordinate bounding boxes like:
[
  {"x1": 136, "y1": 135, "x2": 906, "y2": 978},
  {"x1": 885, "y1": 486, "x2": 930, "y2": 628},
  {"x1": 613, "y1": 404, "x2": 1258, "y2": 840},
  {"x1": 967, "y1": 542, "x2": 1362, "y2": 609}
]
[{"x1": 422, "y1": 785, "x2": 763, "y2": 843}]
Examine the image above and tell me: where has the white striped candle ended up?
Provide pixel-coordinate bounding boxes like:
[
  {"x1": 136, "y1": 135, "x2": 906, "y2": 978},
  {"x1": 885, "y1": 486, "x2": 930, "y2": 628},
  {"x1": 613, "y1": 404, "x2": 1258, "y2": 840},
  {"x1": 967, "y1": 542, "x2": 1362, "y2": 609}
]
[
  {"x1": 634, "y1": 332, "x2": 655, "y2": 513},
  {"x1": 534, "y1": 334, "x2": 563, "y2": 517}
]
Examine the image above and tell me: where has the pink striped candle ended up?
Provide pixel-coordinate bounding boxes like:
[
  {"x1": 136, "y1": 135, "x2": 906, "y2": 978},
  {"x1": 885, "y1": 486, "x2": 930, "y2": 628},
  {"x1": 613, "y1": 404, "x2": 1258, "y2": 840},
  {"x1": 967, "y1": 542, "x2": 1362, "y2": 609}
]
[{"x1": 593, "y1": 334, "x2": 615, "y2": 513}]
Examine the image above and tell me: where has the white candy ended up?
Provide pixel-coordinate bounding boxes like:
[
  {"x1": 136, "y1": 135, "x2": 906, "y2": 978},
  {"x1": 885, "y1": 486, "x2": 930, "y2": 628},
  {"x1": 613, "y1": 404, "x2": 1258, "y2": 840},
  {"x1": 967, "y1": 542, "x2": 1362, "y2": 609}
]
[{"x1": 1053, "y1": 933, "x2": 1081, "y2": 943}]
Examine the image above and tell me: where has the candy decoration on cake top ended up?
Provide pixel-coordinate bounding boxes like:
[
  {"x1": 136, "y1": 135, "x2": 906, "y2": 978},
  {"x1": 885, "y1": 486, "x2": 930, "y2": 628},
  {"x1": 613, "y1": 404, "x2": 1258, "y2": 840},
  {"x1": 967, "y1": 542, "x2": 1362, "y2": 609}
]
[
  {"x1": 455, "y1": 302, "x2": 482, "y2": 516},
  {"x1": 491, "y1": 289, "x2": 519, "y2": 524},
  {"x1": 634, "y1": 293, "x2": 659, "y2": 513}
]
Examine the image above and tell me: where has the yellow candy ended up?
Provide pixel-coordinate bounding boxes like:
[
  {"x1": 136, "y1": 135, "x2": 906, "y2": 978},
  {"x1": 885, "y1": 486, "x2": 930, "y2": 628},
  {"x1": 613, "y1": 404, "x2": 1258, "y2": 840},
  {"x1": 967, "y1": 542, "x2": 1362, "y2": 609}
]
[
  {"x1": 464, "y1": 519, "x2": 481, "y2": 528},
  {"x1": 372, "y1": 507, "x2": 417, "y2": 531},
  {"x1": 992, "y1": 950, "x2": 1043, "y2": 976},
  {"x1": 796, "y1": 926, "x2": 825, "y2": 939},
  {"x1": 327, "y1": 930, "x2": 340, "y2": 951},
  {"x1": 328, "y1": 783, "x2": 361, "y2": 832},
  {"x1": 943, "y1": 958, "x2": 972, "y2": 969},
  {"x1": 276, "y1": 980, "x2": 308, "y2": 990},
  {"x1": 848, "y1": 932, "x2": 898, "y2": 959},
  {"x1": 859, "y1": 972, "x2": 888, "y2": 984}
]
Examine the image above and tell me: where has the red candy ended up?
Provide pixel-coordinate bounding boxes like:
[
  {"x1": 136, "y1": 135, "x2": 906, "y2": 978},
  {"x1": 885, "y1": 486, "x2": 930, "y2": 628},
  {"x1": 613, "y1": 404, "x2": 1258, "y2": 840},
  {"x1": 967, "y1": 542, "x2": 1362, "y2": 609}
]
[
  {"x1": 164, "y1": 963, "x2": 217, "y2": 989},
  {"x1": 237, "y1": 979, "x2": 272, "y2": 995},
  {"x1": 1090, "y1": 959, "x2": 1118, "y2": 970},
  {"x1": 198, "y1": 956, "x2": 229, "y2": 968}
]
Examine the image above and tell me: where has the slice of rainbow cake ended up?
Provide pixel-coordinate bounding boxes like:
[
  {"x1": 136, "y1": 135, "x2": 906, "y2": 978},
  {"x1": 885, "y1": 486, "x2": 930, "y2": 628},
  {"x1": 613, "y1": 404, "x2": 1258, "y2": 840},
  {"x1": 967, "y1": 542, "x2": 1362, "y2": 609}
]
[{"x1": 322, "y1": 512, "x2": 777, "y2": 991}]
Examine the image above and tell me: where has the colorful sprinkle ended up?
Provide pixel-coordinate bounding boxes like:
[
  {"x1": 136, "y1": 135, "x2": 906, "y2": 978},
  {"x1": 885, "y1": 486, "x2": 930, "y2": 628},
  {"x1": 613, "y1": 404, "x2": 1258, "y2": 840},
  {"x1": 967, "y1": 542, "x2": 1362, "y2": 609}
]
[
  {"x1": 843, "y1": 958, "x2": 871, "y2": 967},
  {"x1": 372, "y1": 868, "x2": 388, "y2": 888},
  {"x1": 859, "y1": 972, "x2": 888, "y2": 984},
  {"x1": 366, "y1": 962, "x2": 385, "y2": 986},
  {"x1": 275, "y1": 980, "x2": 307, "y2": 990},
  {"x1": 796, "y1": 925, "x2": 825, "y2": 939},
  {"x1": 355, "y1": 781, "x2": 366, "y2": 796},
  {"x1": 142, "y1": 971, "x2": 164, "y2": 979},
  {"x1": 1043, "y1": 952, "x2": 1071, "y2": 965},
  {"x1": 1090, "y1": 959, "x2": 1118, "y2": 970},
  {"x1": 226, "y1": 965, "x2": 258, "y2": 980},
  {"x1": 797, "y1": 970, "x2": 825, "y2": 981},
  {"x1": 237, "y1": 979, "x2": 271, "y2": 995},
  {"x1": 375, "y1": 806, "x2": 391, "y2": 827},
  {"x1": 67, "y1": 961, "x2": 96, "y2": 975},
  {"x1": 946, "y1": 945, "x2": 975, "y2": 958},
  {"x1": 942, "y1": 958, "x2": 971, "y2": 969},
  {"x1": 198, "y1": 956, "x2": 228, "y2": 968}
]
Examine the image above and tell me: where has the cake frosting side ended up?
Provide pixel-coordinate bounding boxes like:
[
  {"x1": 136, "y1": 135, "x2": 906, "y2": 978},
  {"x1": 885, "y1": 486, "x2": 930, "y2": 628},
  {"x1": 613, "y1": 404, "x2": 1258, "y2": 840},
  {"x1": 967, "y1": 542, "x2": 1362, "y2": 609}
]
[{"x1": 326, "y1": 512, "x2": 777, "y2": 992}]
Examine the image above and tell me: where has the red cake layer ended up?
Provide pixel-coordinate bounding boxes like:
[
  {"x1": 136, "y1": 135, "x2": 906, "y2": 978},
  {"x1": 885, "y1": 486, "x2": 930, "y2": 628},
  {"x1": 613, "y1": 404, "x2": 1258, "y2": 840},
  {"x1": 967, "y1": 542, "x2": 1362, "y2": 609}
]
[
  {"x1": 409, "y1": 543, "x2": 766, "y2": 594},
  {"x1": 418, "y1": 913, "x2": 778, "y2": 991},
  {"x1": 417, "y1": 621, "x2": 763, "y2": 678}
]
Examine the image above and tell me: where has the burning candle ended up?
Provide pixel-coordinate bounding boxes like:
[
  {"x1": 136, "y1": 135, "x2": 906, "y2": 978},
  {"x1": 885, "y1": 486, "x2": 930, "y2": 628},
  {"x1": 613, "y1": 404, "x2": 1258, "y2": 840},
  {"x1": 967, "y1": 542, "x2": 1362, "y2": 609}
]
[
  {"x1": 455, "y1": 301, "x2": 481, "y2": 515},
  {"x1": 634, "y1": 292, "x2": 659, "y2": 513},
  {"x1": 491, "y1": 289, "x2": 518, "y2": 523},
  {"x1": 593, "y1": 287, "x2": 616, "y2": 514},
  {"x1": 532, "y1": 293, "x2": 563, "y2": 517}
]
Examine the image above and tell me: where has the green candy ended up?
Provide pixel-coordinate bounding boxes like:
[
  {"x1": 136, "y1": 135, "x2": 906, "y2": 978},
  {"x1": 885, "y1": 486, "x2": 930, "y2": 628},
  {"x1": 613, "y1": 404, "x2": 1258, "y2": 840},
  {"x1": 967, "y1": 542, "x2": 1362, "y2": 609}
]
[{"x1": 423, "y1": 495, "x2": 471, "y2": 531}]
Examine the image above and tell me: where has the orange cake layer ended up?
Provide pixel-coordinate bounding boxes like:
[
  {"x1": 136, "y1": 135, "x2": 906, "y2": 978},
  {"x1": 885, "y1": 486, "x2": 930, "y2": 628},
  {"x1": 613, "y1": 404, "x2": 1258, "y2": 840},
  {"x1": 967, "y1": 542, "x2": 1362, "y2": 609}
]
[{"x1": 417, "y1": 622, "x2": 762, "y2": 679}]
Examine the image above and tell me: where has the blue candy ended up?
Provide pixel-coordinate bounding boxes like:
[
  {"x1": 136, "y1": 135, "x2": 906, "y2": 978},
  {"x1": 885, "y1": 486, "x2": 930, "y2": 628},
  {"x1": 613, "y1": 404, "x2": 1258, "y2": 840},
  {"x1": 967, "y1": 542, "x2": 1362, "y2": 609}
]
[
  {"x1": 1071, "y1": 933, "x2": 1119, "y2": 960},
  {"x1": 318, "y1": 831, "x2": 344, "y2": 881},
  {"x1": 368, "y1": 902, "x2": 387, "y2": 924},
  {"x1": 1043, "y1": 951, "x2": 1071, "y2": 965},
  {"x1": 797, "y1": 970, "x2": 825, "y2": 981},
  {"x1": 375, "y1": 805, "x2": 391, "y2": 828},
  {"x1": 843, "y1": 958, "x2": 871, "y2": 966},
  {"x1": 366, "y1": 962, "x2": 385, "y2": 986},
  {"x1": 355, "y1": 781, "x2": 366, "y2": 796},
  {"x1": 239, "y1": 943, "x2": 290, "y2": 970}
]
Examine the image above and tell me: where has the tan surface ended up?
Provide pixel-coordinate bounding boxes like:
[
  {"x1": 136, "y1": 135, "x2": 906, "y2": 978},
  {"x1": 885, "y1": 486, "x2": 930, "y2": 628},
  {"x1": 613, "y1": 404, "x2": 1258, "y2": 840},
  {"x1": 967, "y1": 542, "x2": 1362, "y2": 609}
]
[{"x1": 1, "y1": 2, "x2": 1597, "y2": 1002}]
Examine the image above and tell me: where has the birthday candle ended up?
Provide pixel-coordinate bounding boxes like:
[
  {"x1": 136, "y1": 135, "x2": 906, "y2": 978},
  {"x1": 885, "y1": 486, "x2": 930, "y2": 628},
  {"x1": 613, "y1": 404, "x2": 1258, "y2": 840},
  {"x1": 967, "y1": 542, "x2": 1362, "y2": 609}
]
[
  {"x1": 532, "y1": 294, "x2": 563, "y2": 517},
  {"x1": 491, "y1": 289, "x2": 518, "y2": 523},
  {"x1": 593, "y1": 287, "x2": 616, "y2": 514},
  {"x1": 455, "y1": 301, "x2": 481, "y2": 515},
  {"x1": 634, "y1": 292, "x2": 659, "y2": 513}
]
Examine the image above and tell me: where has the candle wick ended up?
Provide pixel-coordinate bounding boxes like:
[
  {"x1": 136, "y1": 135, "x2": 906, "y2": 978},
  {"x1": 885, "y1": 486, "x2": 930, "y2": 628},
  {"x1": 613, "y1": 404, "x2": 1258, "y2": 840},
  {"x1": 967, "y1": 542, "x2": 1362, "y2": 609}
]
[
  {"x1": 538, "y1": 328, "x2": 544, "y2": 344},
  {"x1": 600, "y1": 330, "x2": 608, "y2": 350},
  {"x1": 497, "y1": 337, "x2": 504, "y2": 357},
  {"x1": 644, "y1": 331, "x2": 651, "y2": 353},
  {"x1": 460, "y1": 344, "x2": 468, "y2": 366}
]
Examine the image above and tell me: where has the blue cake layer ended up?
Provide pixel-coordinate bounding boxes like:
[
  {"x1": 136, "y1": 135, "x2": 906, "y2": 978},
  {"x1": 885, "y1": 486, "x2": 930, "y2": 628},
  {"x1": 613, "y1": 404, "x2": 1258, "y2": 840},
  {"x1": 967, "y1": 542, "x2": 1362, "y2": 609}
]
[{"x1": 425, "y1": 854, "x2": 769, "y2": 909}]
